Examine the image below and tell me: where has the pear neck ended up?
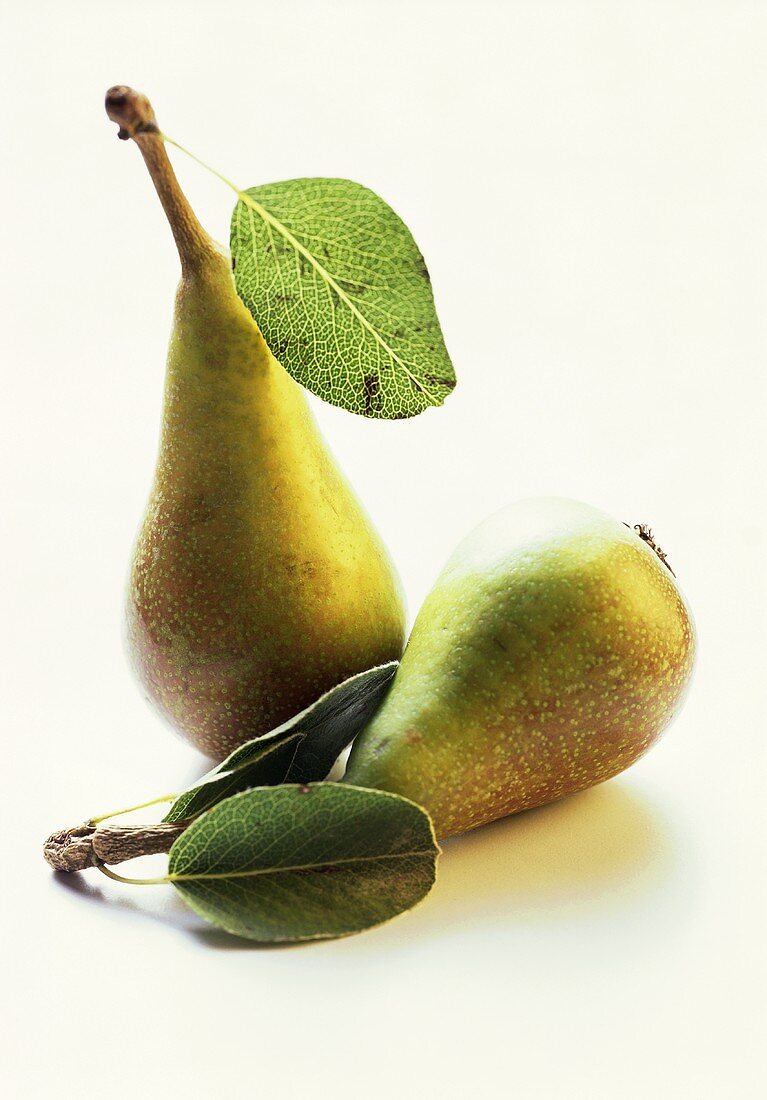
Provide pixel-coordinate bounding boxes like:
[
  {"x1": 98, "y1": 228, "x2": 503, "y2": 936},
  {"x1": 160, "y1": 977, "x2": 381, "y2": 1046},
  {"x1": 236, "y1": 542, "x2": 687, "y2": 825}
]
[{"x1": 133, "y1": 130, "x2": 218, "y2": 275}]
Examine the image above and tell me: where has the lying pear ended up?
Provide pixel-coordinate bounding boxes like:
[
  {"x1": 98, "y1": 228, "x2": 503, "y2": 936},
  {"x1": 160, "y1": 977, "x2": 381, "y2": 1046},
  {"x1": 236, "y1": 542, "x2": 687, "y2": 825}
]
[
  {"x1": 345, "y1": 498, "x2": 695, "y2": 837},
  {"x1": 106, "y1": 87, "x2": 405, "y2": 759}
]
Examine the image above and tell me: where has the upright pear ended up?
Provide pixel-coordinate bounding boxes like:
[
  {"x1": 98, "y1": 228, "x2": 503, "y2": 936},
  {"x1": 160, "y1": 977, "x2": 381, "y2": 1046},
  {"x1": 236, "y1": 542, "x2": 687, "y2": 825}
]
[
  {"x1": 106, "y1": 88, "x2": 405, "y2": 759},
  {"x1": 345, "y1": 498, "x2": 695, "y2": 837}
]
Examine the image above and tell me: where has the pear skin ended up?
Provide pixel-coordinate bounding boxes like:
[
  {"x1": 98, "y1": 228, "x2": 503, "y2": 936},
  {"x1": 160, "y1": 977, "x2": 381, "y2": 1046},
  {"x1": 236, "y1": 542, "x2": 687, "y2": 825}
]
[
  {"x1": 344, "y1": 498, "x2": 695, "y2": 837},
  {"x1": 107, "y1": 88, "x2": 406, "y2": 759}
]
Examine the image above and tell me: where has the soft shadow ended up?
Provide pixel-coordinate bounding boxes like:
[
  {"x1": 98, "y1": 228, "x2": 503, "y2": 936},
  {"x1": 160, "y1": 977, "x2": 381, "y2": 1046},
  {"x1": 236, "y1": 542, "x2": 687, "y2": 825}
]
[
  {"x1": 51, "y1": 864, "x2": 205, "y2": 934},
  {"x1": 197, "y1": 780, "x2": 684, "y2": 951},
  {"x1": 52, "y1": 854, "x2": 324, "y2": 953},
  {"x1": 426, "y1": 781, "x2": 678, "y2": 929},
  {"x1": 51, "y1": 779, "x2": 681, "y2": 950},
  {"x1": 52, "y1": 866, "x2": 325, "y2": 951},
  {"x1": 189, "y1": 928, "x2": 309, "y2": 951}
]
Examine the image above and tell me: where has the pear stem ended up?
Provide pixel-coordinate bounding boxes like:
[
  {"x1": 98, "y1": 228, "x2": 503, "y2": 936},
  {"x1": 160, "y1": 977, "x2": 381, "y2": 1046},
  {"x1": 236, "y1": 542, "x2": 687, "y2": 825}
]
[
  {"x1": 43, "y1": 821, "x2": 187, "y2": 873},
  {"x1": 105, "y1": 85, "x2": 218, "y2": 273}
]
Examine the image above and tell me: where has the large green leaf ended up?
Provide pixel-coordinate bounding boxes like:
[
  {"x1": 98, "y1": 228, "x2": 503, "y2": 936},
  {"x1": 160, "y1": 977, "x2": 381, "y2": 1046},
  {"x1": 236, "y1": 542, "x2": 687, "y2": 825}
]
[
  {"x1": 164, "y1": 662, "x2": 397, "y2": 824},
  {"x1": 230, "y1": 178, "x2": 455, "y2": 418},
  {"x1": 169, "y1": 784, "x2": 439, "y2": 942}
]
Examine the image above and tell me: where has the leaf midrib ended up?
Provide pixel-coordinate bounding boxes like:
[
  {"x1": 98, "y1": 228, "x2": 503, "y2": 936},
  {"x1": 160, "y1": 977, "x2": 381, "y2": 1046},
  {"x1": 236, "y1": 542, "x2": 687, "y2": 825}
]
[{"x1": 170, "y1": 848, "x2": 433, "y2": 883}]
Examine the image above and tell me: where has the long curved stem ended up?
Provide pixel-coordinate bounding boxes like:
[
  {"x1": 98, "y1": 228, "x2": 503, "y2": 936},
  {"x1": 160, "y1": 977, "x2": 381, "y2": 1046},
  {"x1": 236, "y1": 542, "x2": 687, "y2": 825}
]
[{"x1": 105, "y1": 86, "x2": 219, "y2": 273}]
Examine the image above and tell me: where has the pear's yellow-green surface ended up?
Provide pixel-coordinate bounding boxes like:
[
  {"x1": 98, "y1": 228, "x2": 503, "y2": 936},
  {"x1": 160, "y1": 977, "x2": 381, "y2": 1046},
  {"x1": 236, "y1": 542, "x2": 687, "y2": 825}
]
[
  {"x1": 345, "y1": 498, "x2": 695, "y2": 838},
  {"x1": 128, "y1": 252, "x2": 405, "y2": 759},
  {"x1": 111, "y1": 89, "x2": 405, "y2": 760}
]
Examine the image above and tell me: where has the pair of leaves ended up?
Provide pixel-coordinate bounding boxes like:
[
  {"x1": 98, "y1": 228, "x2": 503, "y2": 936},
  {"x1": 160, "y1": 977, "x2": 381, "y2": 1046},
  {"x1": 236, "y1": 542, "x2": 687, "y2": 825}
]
[
  {"x1": 84, "y1": 662, "x2": 438, "y2": 942},
  {"x1": 230, "y1": 178, "x2": 456, "y2": 419},
  {"x1": 169, "y1": 783, "x2": 439, "y2": 943},
  {"x1": 164, "y1": 661, "x2": 397, "y2": 824},
  {"x1": 159, "y1": 662, "x2": 440, "y2": 942}
]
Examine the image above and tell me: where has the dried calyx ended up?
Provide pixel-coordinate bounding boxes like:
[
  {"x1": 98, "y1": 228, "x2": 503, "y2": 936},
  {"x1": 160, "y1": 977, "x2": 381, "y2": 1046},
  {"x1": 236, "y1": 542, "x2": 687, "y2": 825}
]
[{"x1": 630, "y1": 523, "x2": 676, "y2": 576}]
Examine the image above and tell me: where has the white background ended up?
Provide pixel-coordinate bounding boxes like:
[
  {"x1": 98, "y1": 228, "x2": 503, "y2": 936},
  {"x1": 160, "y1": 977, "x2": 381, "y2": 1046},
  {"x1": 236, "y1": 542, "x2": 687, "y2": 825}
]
[{"x1": 2, "y1": 2, "x2": 765, "y2": 1097}]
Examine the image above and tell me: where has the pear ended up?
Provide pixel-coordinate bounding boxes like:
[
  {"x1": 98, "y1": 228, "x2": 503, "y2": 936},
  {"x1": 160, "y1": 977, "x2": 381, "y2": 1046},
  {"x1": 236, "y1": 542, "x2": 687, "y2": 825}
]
[
  {"x1": 345, "y1": 498, "x2": 695, "y2": 837},
  {"x1": 106, "y1": 87, "x2": 406, "y2": 759}
]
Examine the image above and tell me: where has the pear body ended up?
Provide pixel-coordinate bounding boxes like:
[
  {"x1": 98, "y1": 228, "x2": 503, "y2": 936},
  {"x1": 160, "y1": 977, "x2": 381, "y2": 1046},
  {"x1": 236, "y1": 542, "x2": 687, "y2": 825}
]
[
  {"x1": 127, "y1": 249, "x2": 406, "y2": 759},
  {"x1": 345, "y1": 498, "x2": 695, "y2": 837}
]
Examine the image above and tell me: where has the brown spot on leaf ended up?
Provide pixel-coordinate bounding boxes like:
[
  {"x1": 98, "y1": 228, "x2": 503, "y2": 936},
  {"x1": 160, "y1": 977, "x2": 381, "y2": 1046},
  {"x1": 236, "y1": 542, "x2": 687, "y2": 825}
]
[
  {"x1": 338, "y1": 280, "x2": 367, "y2": 296},
  {"x1": 425, "y1": 374, "x2": 455, "y2": 389},
  {"x1": 363, "y1": 373, "x2": 383, "y2": 414}
]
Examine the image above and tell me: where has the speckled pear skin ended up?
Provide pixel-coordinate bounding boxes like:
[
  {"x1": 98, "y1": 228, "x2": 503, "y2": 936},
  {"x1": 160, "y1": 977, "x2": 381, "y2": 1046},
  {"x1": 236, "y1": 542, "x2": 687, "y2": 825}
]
[
  {"x1": 103, "y1": 85, "x2": 405, "y2": 758},
  {"x1": 344, "y1": 498, "x2": 695, "y2": 838},
  {"x1": 127, "y1": 248, "x2": 406, "y2": 759}
]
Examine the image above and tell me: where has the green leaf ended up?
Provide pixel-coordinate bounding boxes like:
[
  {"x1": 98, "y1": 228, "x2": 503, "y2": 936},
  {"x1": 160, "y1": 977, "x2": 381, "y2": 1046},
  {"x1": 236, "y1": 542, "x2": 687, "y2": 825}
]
[
  {"x1": 164, "y1": 733, "x2": 303, "y2": 824},
  {"x1": 169, "y1": 784, "x2": 439, "y2": 942},
  {"x1": 230, "y1": 178, "x2": 455, "y2": 419},
  {"x1": 164, "y1": 662, "x2": 397, "y2": 824}
]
